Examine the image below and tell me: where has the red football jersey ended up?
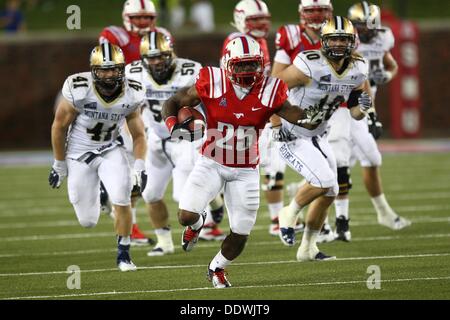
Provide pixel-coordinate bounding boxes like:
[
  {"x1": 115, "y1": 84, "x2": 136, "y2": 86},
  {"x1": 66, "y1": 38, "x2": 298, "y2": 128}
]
[
  {"x1": 222, "y1": 32, "x2": 271, "y2": 76},
  {"x1": 99, "y1": 26, "x2": 172, "y2": 65},
  {"x1": 195, "y1": 67, "x2": 288, "y2": 168},
  {"x1": 274, "y1": 24, "x2": 321, "y2": 65}
]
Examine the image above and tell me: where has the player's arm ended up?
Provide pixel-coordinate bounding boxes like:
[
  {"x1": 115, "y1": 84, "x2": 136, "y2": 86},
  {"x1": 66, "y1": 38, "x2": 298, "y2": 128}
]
[
  {"x1": 383, "y1": 51, "x2": 398, "y2": 81},
  {"x1": 271, "y1": 61, "x2": 291, "y2": 78},
  {"x1": 162, "y1": 85, "x2": 201, "y2": 134},
  {"x1": 51, "y1": 98, "x2": 78, "y2": 161},
  {"x1": 49, "y1": 97, "x2": 78, "y2": 188},
  {"x1": 275, "y1": 63, "x2": 311, "y2": 89},
  {"x1": 126, "y1": 108, "x2": 147, "y2": 161},
  {"x1": 348, "y1": 80, "x2": 373, "y2": 121},
  {"x1": 275, "y1": 100, "x2": 324, "y2": 129}
]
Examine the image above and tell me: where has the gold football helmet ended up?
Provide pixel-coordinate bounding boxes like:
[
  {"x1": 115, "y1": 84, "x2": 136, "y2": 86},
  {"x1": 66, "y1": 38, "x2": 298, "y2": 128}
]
[
  {"x1": 320, "y1": 16, "x2": 356, "y2": 61},
  {"x1": 348, "y1": 1, "x2": 381, "y2": 43},
  {"x1": 90, "y1": 42, "x2": 125, "y2": 93},
  {"x1": 140, "y1": 31, "x2": 175, "y2": 83}
]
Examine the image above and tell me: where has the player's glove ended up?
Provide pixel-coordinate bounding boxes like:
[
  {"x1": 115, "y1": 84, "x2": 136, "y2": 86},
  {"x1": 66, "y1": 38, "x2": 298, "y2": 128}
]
[
  {"x1": 272, "y1": 125, "x2": 295, "y2": 142},
  {"x1": 358, "y1": 92, "x2": 373, "y2": 114},
  {"x1": 298, "y1": 106, "x2": 326, "y2": 126},
  {"x1": 371, "y1": 69, "x2": 393, "y2": 85},
  {"x1": 367, "y1": 111, "x2": 383, "y2": 140},
  {"x1": 133, "y1": 159, "x2": 147, "y2": 194},
  {"x1": 48, "y1": 160, "x2": 67, "y2": 189}
]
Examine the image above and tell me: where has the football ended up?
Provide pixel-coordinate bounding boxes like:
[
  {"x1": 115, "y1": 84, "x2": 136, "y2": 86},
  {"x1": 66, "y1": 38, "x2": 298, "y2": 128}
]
[{"x1": 177, "y1": 106, "x2": 206, "y2": 135}]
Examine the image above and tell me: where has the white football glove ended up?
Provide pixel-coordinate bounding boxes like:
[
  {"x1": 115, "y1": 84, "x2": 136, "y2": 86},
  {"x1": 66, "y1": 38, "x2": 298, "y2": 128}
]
[
  {"x1": 298, "y1": 107, "x2": 326, "y2": 126},
  {"x1": 358, "y1": 92, "x2": 373, "y2": 113},
  {"x1": 371, "y1": 69, "x2": 393, "y2": 85},
  {"x1": 133, "y1": 159, "x2": 147, "y2": 194},
  {"x1": 48, "y1": 160, "x2": 67, "y2": 189}
]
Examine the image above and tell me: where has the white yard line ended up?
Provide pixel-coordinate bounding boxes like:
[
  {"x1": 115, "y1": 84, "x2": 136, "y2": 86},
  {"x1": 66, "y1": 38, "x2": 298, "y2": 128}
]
[
  {"x1": 0, "y1": 252, "x2": 449, "y2": 278},
  {"x1": 2, "y1": 275, "x2": 450, "y2": 300}
]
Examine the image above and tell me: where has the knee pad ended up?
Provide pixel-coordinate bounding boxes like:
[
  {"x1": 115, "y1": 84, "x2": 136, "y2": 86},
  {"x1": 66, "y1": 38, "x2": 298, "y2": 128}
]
[
  {"x1": 78, "y1": 218, "x2": 97, "y2": 228},
  {"x1": 262, "y1": 172, "x2": 284, "y2": 191},
  {"x1": 337, "y1": 167, "x2": 352, "y2": 196},
  {"x1": 142, "y1": 183, "x2": 165, "y2": 203}
]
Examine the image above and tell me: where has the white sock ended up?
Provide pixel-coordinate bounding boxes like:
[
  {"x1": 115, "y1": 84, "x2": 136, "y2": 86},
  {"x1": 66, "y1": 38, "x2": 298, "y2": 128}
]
[
  {"x1": 155, "y1": 227, "x2": 173, "y2": 247},
  {"x1": 371, "y1": 194, "x2": 394, "y2": 217},
  {"x1": 335, "y1": 199, "x2": 349, "y2": 219},
  {"x1": 279, "y1": 199, "x2": 302, "y2": 228},
  {"x1": 209, "y1": 251, "x2": 232, "y2": 271},
  {"x1": 190, "y1": 213, "x2": 205, "y2": 231},
  {"x1": 203, "y1": 208, "x2": 214, "y2": 225},
  {"x1": 268, "y1": 201, "x2": 283, "y2": 221},
  {"x1": 131, "y1": 207, "x2": 137, "y2": 225},
  {"x1": 298, "y1": 227, "x2": 319, "y2": 253},
  {"x1": 118, "y1": 235, "x2": 131, "y2": 246}
]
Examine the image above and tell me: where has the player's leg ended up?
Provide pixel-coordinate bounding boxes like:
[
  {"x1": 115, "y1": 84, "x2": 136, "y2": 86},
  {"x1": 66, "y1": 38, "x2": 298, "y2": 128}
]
[
  {"x1": 351, "y1": 118, "x2": 411, "y2": 230},
  {"x1": 327, "y1": 107, "x2": 352, "y2": 242},
  {"x1": 98, "y1": 148, "x2": 136, "y2": 271},
  {"x1": 259, "y1": 125, "x2": 286, "y2": 236},
  {"x1": 277, "y1": 137, "x2": 334, "y2": 247},
  {"x1": 67, "y1": 159, "x2": 101, "y2": 228},
  {"x1": 178, "y1": 156, "x2": 224, "y2": 252},
  {"x1": 207, "y1": 166, "x2": 260, "y2": 288},
  {"x1": 141, "y1": 137, "x2": 174, "y2": 256}
]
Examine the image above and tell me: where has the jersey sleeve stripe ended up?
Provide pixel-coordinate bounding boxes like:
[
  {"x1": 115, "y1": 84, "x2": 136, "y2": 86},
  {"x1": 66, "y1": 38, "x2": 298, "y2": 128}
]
[
  {"x1": 286, "y1": 26, "x2": 294, "y2": 50},
  {"x1": 208, "y1": 67, "x2": 214, "y2": 98},
  {"x1": 268, "y1": 79, "x2": 280, "y2": 108},
  {"x1": 240, "y1": 36, "x2": 250, "y2": 54},
  {"x1": 221, "y1": 69, "x2": 226, "y2": 94},
  {"x1": 258, "y1": 77, "x2": 268, "y2": 101},
  {"x1": 106, "y1": 26, "x2": 129, "y2": 47}
]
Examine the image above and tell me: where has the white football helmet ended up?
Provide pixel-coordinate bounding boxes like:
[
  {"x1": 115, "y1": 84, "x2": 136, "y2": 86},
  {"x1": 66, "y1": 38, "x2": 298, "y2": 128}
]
[
  {"x1": 233, "y1": 0, "x2": 271, "y2": 39},
  {"x1": 299, "y1": 0, "x2": 333, "y2": 30},
  {"x1": 222, "y1": 35, "x2": 264, "y2": 88},
  {"x1": 122, "y1": 0, "x2": 157, "y2": 35}
]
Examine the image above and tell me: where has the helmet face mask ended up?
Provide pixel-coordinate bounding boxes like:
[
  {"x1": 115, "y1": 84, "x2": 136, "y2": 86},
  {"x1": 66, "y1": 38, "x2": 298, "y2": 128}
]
[
  {"x1": 142, "y1": 52, "x2": 173, "y2": 82},
  {"x1": 129, "y1": 14, "x2": 156, "y2": 34},
  {"x1": 245, "y1": 15, "x2": 271, "y2": 38},
  {"x1": 227, "y1": 57, "x2": 264, "y2": 88},
  {"x1": 353, "y1": 21, "x2": 377, "y2": 43}
]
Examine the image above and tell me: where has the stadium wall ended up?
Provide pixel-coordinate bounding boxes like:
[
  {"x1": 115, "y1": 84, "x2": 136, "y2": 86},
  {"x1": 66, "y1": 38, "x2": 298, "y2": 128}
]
[{"x1": 0, "y1": 29, "x2": 448, "y2": 150}]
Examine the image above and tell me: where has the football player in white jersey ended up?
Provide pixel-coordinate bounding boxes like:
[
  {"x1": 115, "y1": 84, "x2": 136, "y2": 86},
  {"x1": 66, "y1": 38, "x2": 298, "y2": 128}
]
[
  {"x1": 327, "y1": 2, "x2": 411, "y2": 242},
  {"x1": 126, "y1": 30, "x2": 206, "y2": 256},
  {"x1": 49, "y1": 43, "x2": 147, "y2": 272},
  {"x1": 275, "y1": 17, "x2": 373, "y2": 261}
]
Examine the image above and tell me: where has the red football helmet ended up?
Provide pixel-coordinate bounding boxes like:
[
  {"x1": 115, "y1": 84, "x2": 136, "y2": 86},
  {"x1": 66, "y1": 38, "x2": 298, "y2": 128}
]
[
  {"x1": 299, "y1": 0, "x2": 333, "y2": 31},
  {"x1": 222, "y1": 36, "x2": 264, "y2": 88},
  {"x1": 122, "y1": 0, "x2": 157, "y2": 35},
  {"x1": 233, "y1": 0, "x2": 271, "y2": 39}
]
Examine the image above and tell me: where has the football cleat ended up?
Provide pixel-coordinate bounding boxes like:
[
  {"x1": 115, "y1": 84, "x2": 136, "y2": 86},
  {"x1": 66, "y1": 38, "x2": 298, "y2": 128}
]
[
  {"x1": 181, "y1": 211, "x2": 207, "y2": 252},
  {"x1": 199, "y1": 223, "x2": 226, "y2": 241},
  {"x1": 279, "y1": 227, "x2": 295, "y2": 246},
  {"x1": 378, "y1": 214, "x2": 412, "y2": 230},
  {"x1": 334, "y1": 216, "x2": 351, "y2": 242},
  {"x1": 117, "y1": 246, "x2": 137, "y2": 271},
  {"x1": 297, "y1": 247, "x2": 336, "y2": 262},
  {"x1": 207, "y1": 267, "x2": 231, "y2": 288},
  {"x1": 316, "y1": 223, "x2": 335, "y2": 244},
  {"x1": 131, "y1": 224, "x2": 156, "y2": 246},
  {"x1": 147, "y1": 244, "x2": 175, "y2": 257},
  {"x1": 117, "y1": 260, "x2": 137, "y2": 272}
]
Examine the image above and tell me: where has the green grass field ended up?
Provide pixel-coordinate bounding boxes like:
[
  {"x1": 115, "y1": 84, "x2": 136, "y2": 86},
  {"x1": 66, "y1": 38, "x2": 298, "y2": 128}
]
[{"x1": 0, "y1": 152, "x2": 449, "y2": 300}]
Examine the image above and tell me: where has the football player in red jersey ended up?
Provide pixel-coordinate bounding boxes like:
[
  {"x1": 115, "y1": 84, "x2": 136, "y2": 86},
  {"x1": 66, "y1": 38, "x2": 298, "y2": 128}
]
[
  {"x1": 99, "y1": 0, "x2": 171, "y2": 64},
  {"x1": 162, "y1": 36, "x2": 322, "y2": 288},
  {"x1": 223, "y1": 0, "x2": 290, "y2": 238},
  {"x1": 271, "y1": 0, "x2": 335, "y2": 242},
  {"x1": 98, "y1": 0, "x2": 171, "y2": 246}
]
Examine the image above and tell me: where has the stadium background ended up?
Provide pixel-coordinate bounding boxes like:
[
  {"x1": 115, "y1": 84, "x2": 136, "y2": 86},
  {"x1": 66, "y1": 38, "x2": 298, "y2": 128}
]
[{"x1": 0, "y1": 0, "x2": 449, "y2": 150}]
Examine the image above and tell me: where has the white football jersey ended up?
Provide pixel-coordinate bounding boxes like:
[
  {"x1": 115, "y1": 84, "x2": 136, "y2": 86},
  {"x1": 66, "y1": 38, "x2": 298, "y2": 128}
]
[
  {"x1": 62, "y1": 72, "x2": 145, "y2": 158},
  {"x1": 284, "y1": 50, "x2": 368, "y2": 137},
  {"x1": 356, "y1": 26, "x2": 395, "y2": 87},
  {"x1": 125, "y1": 58, "x2": 202, "y2": 139}
]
